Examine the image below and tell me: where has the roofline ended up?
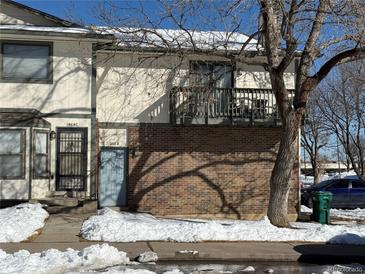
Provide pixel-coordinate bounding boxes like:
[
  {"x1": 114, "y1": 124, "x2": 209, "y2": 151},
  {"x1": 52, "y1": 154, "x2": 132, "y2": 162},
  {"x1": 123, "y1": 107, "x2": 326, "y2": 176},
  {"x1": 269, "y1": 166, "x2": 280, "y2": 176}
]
[
  {"x1": 96, "y1": 45, "x2": 267, "y2": 61},
  {"x1": 2, "y1": 0, "x2": 83, "y2": 28},
  {"x1": 0, "y1": 29, "x2": 114, "y2": 41},
  {"x1": 97, "y1": 44, "x2": 302, "y2": 58}
]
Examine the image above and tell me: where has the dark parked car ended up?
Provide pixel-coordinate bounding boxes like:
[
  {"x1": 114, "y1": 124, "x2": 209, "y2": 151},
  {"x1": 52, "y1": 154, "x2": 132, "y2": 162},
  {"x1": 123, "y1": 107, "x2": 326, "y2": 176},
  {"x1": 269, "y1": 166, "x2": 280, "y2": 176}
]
[{"x1": 301, "y1": 178, "x2": 365, "y2": 209}]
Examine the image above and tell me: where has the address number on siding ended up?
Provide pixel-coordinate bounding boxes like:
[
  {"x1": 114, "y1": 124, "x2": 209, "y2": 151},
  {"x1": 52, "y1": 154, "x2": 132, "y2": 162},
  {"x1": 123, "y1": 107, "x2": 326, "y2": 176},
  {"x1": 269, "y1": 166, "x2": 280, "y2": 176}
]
[{"x1": 67, "y1": 122, "x2": 79, "y2": 126}]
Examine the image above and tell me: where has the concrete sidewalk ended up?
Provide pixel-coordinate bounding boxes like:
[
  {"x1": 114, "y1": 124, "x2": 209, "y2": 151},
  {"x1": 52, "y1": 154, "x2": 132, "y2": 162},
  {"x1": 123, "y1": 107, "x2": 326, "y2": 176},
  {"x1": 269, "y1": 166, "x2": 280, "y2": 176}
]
[{"x1": 1, "y1": 213, "x2": 365, "y2": 263}]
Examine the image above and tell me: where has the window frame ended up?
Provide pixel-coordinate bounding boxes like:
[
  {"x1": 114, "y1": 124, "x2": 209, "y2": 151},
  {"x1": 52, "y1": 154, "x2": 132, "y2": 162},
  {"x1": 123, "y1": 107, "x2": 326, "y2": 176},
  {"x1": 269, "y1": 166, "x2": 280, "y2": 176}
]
[
  {"x1": 33, "y1": 130, "x2": 50, "y2": 179},
  {"x1": 189, "y1": 61, "x2": 235, "y2": 88},
  {"x1": 0, "y1": 128, "x2": 26, "y2": 180},
  {"x1": 0, "y1": 40, "x2": 53, "y2": 84}
]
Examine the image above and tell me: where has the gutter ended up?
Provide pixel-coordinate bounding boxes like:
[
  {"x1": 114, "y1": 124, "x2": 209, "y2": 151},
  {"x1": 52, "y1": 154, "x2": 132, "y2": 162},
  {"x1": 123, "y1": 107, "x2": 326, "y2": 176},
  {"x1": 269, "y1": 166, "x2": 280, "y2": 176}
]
[{"x1": 0, "y1": 29, "x2": 114, "y2": 42}]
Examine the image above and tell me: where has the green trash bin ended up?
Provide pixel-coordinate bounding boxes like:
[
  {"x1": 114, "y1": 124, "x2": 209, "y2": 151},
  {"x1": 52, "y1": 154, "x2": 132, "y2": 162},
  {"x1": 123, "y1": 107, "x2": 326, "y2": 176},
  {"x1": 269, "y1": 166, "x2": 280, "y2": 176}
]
[{"x1": 311, "y1": 191, "x2": 333, "y2": 224}]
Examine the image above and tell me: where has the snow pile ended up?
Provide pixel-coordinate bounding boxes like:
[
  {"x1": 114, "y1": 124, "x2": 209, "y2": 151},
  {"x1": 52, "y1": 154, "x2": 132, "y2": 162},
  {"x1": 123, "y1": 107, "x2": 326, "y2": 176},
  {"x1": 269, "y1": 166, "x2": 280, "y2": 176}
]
[
  {"x1": 331, "y1": 208, "x2": 365, "y2": 221},
  {"x1": 92, "y1": 270, "x2": 156, "y2": 274},
  {"x1": 301, "y1": 205, "x2": 312, "y2": 213},
  {"x1": 136, "y1": 251, "x2": 158, "y2": 263},
  {"x1": 300, "y1": 175, "x2": 314, "y2": 188},
  {"x1": 69, "y1": 268, "x2": 179, "y2": 274},
  {"x1": 300, "y1": 170, "x2": 359, "y2": 189},
  {"x1": 81, "y1": 208, "x2": 365, "y2": 244},
  {"x1": 162, "y1": 270, "x2": 184, "y2": 274},
  {"x1": 0, "y1": 244, "x2": 129, "y2": 274},
  {"x1": 302, "y1": 205, "x2": 365, "y2": 222},
  {"x1": 177, "y1": 250, "x2": 199, "y2": 255},
  {"x1": 241, "y1": 266, "x2": 255, "y2": 272},
  {"x1": 326, "y1": 170, "x2": 358, "y2": 180},
  {"x1": 0, "y1": 203, "x2": 49, "y2": 242}
]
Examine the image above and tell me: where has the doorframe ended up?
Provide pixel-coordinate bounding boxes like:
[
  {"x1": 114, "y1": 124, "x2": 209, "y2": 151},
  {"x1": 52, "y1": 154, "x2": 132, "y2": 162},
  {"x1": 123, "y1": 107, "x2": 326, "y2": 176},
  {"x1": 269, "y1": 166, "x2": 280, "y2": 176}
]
[
  {"x1": 98, "y1": 146, "x2": 128, "y2": 207},
  {"x1": 55, "y1": 127, "x2": 88, "y2": 191}
]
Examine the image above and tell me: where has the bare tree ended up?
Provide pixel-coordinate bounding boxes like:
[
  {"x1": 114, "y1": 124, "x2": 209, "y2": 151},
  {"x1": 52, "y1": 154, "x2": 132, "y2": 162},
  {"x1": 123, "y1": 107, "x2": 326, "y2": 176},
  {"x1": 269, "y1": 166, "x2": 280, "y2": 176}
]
[
  {"x1": 91, "y1": 0, "x2": 365, "y2": 227},
  {"x1": 301, "y1": 89, "x2": 329, "y2": 184},
  {"x1": 318, "y1": 61, "x2": 365, "y2": 179}
]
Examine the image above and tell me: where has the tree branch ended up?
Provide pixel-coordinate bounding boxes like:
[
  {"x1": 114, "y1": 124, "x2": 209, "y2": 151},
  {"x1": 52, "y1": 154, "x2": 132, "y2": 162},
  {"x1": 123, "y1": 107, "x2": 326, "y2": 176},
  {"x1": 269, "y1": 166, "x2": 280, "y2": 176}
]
[{"x1": 311, "y1": 47, "x2": 365, "y2": 84}]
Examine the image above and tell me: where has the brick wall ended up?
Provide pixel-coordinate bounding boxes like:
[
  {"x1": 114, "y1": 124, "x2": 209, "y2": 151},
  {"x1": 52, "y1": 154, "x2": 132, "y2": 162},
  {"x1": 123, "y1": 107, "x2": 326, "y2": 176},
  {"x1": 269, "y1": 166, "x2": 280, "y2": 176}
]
[{"x1": 127, "y1": 126, "x2": 299, "y2": 220}]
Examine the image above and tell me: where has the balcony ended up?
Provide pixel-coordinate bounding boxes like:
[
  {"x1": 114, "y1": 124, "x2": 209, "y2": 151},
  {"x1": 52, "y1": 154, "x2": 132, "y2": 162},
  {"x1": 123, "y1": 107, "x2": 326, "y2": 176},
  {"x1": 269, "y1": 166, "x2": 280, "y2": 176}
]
[{"x1": 170, "y1": 87, "x2": 281, "y2": 125}]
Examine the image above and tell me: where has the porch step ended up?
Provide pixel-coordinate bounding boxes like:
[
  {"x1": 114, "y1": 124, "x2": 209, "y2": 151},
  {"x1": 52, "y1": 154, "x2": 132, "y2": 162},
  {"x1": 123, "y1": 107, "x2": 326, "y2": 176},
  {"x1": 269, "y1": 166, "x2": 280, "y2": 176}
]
[
  {"x1": 49, "y1": 191, "x2": 86, "y2": 199},
  {"x1": 50, "y1": 191, "x2": 68, "y2": 197},
  {"x1": 31, "y1": 200, "x2": 98, "y2": 215},
  {"x1": 30, "y1": 197, "x2": 80, "y2": 207},
  {"x1": 107, "y1": 206, "x2": 129, "y2": 212}
]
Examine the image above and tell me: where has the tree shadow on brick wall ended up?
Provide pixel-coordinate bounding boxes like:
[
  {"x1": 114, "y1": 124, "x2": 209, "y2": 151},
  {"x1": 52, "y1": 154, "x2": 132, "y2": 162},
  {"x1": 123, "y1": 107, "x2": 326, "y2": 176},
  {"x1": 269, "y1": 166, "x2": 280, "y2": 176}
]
[{"x1": 127, "y1": 127, "x2": 280, "y2": 219}]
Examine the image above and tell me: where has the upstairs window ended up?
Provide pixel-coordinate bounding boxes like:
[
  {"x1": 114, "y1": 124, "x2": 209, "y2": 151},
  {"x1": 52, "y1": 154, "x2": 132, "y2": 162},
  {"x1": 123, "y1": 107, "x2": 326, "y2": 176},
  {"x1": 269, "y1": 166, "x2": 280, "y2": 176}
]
[
  {"x1": 1, "y1": 42, "x2": 52, "y2": 83},
  {"x1": 0, "y1": 129, "x2": 25, "y2": 179},
  {"x1": 190, "y1": 62, "x2": 233, "y2": 88}
]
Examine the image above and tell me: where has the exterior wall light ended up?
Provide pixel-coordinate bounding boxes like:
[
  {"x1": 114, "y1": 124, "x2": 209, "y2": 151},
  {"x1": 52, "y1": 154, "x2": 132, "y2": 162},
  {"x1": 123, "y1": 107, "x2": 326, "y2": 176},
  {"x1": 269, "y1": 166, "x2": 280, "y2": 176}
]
[{"x1": 50, "y1": 131, "x2": 56, "y2": 140}]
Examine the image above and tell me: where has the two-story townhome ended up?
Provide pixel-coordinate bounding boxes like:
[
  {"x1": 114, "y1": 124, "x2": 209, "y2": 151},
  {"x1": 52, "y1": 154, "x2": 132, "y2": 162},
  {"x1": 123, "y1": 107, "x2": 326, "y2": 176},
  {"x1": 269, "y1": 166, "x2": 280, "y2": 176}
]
[
  {"x1": 0, "y1": 0, "x2": 300, "y2": 220},
  {"x1": 0, "y1": 0, "x2": 113, "y2": 204}
]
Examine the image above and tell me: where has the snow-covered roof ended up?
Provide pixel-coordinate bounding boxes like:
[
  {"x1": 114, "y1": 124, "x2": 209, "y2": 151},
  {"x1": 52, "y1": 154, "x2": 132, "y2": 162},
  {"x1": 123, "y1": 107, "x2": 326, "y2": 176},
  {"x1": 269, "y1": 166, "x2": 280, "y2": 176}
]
[
  {"x1": 101, "y1": 27, "x2": 262, "y2": 52},
  {"x1": 0, "y1": 24, "x2": 92, "y2": 34},
  {"x1": 0, "y1": 24, "x2": 262, "y2": 52},
  {"x1": 0, "y1": 24, "x2": 114, "y2": 40}
]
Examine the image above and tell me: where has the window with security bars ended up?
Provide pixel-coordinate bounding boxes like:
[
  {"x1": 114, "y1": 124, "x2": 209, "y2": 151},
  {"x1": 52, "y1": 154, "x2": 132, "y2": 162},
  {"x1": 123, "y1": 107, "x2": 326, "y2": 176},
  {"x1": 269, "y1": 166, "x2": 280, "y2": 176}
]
[
  {"x1": 0, "y1": 129, "x2": 25, "y2": 179},
  {"x1": 34, "y1": 131, "x2": 49, "y2": 178}
]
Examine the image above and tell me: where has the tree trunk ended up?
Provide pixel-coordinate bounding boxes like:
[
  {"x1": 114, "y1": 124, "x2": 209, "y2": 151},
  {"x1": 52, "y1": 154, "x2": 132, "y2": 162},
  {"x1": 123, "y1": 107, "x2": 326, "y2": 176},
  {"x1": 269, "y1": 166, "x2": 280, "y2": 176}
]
[
  {"x1": 268, "y1": 112, "x2": 301, "y2": 227},
  {"x1": 312, "y1": 162, "x2": 320, "y2": 184}
]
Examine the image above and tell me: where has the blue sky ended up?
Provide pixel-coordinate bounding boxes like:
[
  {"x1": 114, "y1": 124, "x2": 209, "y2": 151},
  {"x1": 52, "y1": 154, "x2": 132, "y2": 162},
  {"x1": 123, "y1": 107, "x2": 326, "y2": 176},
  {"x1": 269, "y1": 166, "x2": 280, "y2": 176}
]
[
  {"x1": 15, "y1": 0, "x2": 259, "y2": 33},
  {"x1": 17, "y1": 0, "x2": 109, "y2": 25}
]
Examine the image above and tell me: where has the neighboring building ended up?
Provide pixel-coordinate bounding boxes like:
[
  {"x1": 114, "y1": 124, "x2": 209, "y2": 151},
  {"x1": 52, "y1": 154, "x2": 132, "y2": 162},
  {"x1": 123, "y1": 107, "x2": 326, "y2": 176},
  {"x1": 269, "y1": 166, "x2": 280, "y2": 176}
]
[
  {"x1": 0, "y1": 0, "x2": 300, "y2": 220},
  {"x1": 301, "y1": 161, "x2": 348, "y2": 176}
]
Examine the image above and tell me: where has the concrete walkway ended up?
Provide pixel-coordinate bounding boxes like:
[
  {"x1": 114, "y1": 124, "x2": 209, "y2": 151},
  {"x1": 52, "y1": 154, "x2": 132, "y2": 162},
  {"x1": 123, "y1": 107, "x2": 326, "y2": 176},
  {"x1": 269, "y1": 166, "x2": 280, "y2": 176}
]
[
  {"x1": 1, "y1": 214, "x2": 365, "y2": 264},
  {"x1": 32, "y1": 213, "x2": 90, "y2": 243}
]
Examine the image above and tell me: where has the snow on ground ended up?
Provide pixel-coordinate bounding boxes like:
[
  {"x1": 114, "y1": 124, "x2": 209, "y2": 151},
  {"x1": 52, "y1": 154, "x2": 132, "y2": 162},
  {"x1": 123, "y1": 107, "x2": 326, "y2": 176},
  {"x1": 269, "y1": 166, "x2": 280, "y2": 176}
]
[
  {"x1": 81, "y1": 208, "x2": 365, "y2": 244},
  {"x1": 300, "y1": 175, "x2": 314, "y2": 188},
  {"x1": 300, "y1": 170, "x2": 359, "y2": 188},
  {"x1": 68, "y1": 268, "x2": 162, "y2": 274},
  {"x1": 301, "y1": 205, "x2": 312, "y2": 213},
  {"x1": 331, "y1": 208, "x2": 365, "y2": 221},
  {"x1": 0, "y1": 244, "x2": 129, "y2": 274},
  {"x1": 69, "y1": 268, "x2": 185, "y2": 274},
  {"x1": 0, "y1": 203, "x2": 49, "y2": 242},
  {"x1": 329, "y1": 170, "x2": 358, "y2": 180},
  {"x1": 301, "y1": 205, "x2": 365, "y2": 222}
]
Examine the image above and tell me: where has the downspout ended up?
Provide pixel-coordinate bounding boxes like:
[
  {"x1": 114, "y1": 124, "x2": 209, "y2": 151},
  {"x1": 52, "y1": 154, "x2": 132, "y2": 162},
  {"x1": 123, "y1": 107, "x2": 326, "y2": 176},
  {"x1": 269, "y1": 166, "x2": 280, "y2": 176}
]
[
  {"x1": 28, "y1": 127, "x2": 33, "y2": 200},
  {"x1": 295, "y1": 58, "x2": 301, "y2": 216},
  {"x1": 298, "y1": 127, "x2": 301, "y2": 215},
  {"x1": 89, "y1": 43, "x2": 97, "y2": 199}
]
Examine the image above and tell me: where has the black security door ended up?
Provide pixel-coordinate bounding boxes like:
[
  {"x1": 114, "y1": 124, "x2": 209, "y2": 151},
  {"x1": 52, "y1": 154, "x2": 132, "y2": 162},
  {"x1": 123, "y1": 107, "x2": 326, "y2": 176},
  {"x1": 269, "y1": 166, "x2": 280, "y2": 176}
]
[{"x1": 56, "y1": 128, "x2": 87, "y2": 191}]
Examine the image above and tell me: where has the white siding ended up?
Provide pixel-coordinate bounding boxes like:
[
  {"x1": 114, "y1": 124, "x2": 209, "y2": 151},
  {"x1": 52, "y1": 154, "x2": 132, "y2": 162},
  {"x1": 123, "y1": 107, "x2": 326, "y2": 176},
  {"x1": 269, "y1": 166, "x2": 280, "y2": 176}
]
[
  {"x1": 0, "y1": 2, "x2": 60, "y2": 26},
  {"x1": 96, "y1": 53, "x2": 189, "y2": 124},
  {"x1": 96, "y1": 52, "x2": 296, "y2": 124},
  {"x1": 0, "y1": 36, "x2": 94, "y2": 200},
  {"x1": 0, "y1": 40, "x2": 92, "y2": 114}
]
